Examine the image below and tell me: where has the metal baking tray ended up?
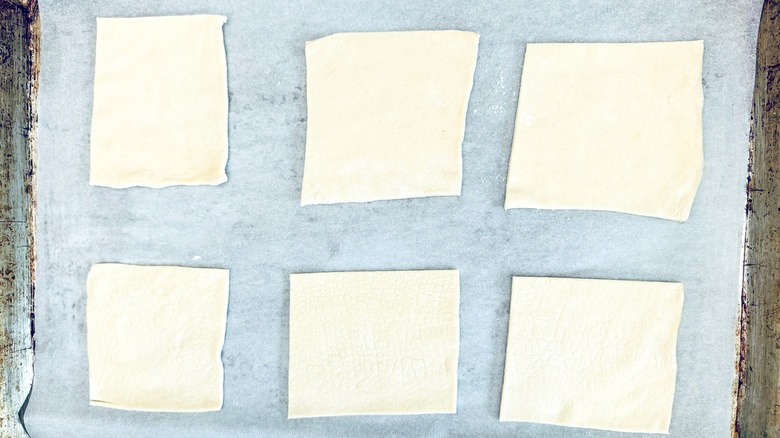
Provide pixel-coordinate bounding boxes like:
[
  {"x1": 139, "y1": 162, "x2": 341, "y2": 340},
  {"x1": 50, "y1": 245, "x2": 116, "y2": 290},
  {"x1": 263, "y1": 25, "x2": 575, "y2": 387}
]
[{"x1": 1, "y1": 0, "x2": 774, "y2": 436}]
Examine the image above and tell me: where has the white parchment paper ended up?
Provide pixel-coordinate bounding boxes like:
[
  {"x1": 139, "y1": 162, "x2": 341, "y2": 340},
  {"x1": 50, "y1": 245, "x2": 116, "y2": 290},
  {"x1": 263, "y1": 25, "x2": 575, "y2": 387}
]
[{"x1": 25, "y1": 0, "x2": 762, "y2": 436}]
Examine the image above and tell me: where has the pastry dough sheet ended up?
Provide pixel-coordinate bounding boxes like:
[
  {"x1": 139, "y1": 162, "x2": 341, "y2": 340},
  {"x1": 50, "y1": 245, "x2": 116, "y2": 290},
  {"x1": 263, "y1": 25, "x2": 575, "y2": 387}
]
[
  {"x1": 505, "y1": 41, "x2": 703, "y2": 221},
  {"x1": 499, "y1": 277, "x2": 683, "y2": 433},
  {"x1": 87, "y1": 264, "x2": 229, "y2": 412},
  {"x1": 288, "y1": 270, "x2": 460, "y2": 418},
  {"x1": 301, "y1": 31, "x2": 479, "y2": 205},
  {"x1": 90, "y1": 15, "x2": 229, "y2": 188}
]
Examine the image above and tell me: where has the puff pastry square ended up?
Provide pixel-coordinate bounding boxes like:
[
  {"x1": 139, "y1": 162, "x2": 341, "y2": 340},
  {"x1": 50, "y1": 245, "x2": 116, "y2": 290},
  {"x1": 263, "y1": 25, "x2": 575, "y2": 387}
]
[
  {"x1": 505, "y1": 42, "x2": 703, "y2": 221},
  {"x1": 87, "y1": 264, "x2": 229, "y2": 411},
  {"x1": 288, "y1": 270, "x2": 460, "y2": 417},
  {"x1": 301, "y1": 31, "x2": 479, "y2": 205},
  {"x1": 500, "y1": 277, "x2": 683, "y2": 433},
  {"x1": 90, "y1": 15, "x2": 228, "y2": 188}
]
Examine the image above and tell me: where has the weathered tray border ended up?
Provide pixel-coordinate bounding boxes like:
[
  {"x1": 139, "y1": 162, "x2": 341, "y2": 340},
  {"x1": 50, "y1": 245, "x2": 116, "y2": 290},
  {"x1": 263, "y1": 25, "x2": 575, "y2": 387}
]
[
  {"x1": 0, "y1": 0, "x2": 37, "y2": 437},
  {"x1": 735, "y1": 1, "x2": 780, "y2": 437}
]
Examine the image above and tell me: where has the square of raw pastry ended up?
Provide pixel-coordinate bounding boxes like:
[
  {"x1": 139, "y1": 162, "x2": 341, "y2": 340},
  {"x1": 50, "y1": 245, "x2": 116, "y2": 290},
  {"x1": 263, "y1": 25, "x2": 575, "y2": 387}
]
[
  {"x1": 505, "y1": 42, "x2": 703, "y2": 221},
  {"x1": 500, "y1": 277, "x2": 683, "y2": 433},
  {"x1": 301, "y1": 31, "x2": 479, "y2": 205},
  {"x1": 87, "y1": 264, "x2": 229, "y2": 411},
  {"x1": 90, "y1": 15, "x2": 228, "y2": 188},
  {"x1": 288, "y1": 270, "x2": 460, "y2": 417}
]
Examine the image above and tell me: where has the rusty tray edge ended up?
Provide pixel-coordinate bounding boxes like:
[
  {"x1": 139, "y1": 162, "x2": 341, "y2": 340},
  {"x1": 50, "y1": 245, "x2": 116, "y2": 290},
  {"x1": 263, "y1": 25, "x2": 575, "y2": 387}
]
[
  {"x1": 734, "y1": 1, "x2": 780, "y2": 436},
  {"x1": 0, "y1": 0, "x2": 38, "y2": 437}
]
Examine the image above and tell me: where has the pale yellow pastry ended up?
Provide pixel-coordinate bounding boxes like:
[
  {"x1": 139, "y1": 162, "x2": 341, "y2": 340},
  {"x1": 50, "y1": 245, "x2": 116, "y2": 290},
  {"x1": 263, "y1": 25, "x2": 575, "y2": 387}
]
[
  {"x1": 90, "y1": 15, "x2": 228, "y2": 188},
  {"x1": 87, "y1": 263, "x2": 229, "y2": 411},
  {"x1": 288, "y1": 270, "x2": 460, "y2": 417},
  {"x1": 500, "y1": 277, "x2": 683, "y2": 433},
  {"x1": 301, "y1": 31, "x2": 479, "y2": 205},
  {"x1": 505, "y1": 41, "x2": 703, "y2": 221}
]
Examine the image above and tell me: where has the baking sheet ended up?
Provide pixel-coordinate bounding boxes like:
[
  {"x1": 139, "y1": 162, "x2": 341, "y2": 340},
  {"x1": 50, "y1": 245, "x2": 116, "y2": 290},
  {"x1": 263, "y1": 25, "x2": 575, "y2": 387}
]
[{"x1": 23, "y1": 0, "x2": 762, "y2": 436}]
